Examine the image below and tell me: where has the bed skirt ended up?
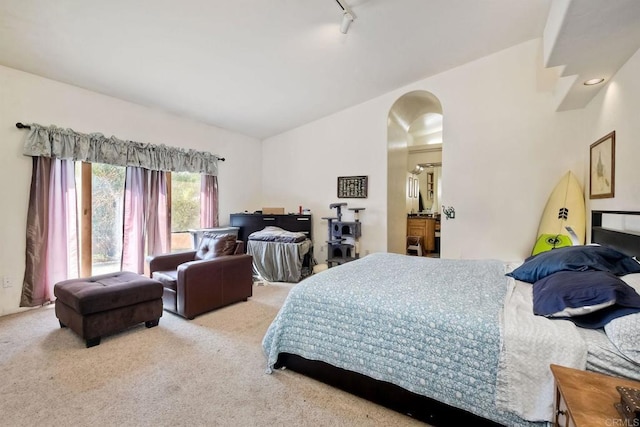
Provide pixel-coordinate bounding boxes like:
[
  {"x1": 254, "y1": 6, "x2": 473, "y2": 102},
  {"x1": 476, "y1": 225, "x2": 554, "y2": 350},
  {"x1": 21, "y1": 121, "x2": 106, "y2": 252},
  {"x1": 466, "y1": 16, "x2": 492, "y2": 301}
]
[{"x1": 275, "y1": 353, "x2": 501, "y2": 427}]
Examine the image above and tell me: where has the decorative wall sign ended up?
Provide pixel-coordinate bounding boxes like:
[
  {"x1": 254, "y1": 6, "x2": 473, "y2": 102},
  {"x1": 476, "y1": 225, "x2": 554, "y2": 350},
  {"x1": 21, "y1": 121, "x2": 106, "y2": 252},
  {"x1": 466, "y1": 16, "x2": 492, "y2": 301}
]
[
  {"x1": 337, "y1": 175, "x2": 368, "y2": 198},
  {"x1": 590, "y1": 131, "x2": 615, "y2": 199}
]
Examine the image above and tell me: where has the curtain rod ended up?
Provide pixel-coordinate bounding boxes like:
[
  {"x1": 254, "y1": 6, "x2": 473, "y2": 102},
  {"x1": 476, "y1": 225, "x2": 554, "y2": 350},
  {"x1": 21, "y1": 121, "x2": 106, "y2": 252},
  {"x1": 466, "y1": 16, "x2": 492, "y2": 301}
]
[{"x1": 15, "y1": 122, "x2": 226, "y2": 161}]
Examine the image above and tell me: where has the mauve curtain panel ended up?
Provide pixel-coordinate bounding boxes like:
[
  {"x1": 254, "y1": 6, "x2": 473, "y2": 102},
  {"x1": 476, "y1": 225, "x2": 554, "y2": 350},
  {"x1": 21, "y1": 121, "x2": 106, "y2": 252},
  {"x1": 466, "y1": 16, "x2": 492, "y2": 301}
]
[
  {"x1": 147, "y1": 170, "x2": 169, "y2": 256},
  {"x1": 121, "y1": 168, "x2": 170, "y2": 272},
  {"x1": 21, "y1": 157, "x2": 78, "y2": 307},
  {"x1": 200, "y1": 175, "x2": 219, "y2": 228},
  {"x1": 121, "y1": 167, "x2": 148, "y2": 274}
]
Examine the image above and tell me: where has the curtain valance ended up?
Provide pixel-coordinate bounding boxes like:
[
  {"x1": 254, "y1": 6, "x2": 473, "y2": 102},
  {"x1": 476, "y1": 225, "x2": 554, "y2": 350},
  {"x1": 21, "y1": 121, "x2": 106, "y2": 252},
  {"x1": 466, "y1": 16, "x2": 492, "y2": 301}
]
[{"x1": 22, "y1": 123, "x2": 219, "y2": 175}]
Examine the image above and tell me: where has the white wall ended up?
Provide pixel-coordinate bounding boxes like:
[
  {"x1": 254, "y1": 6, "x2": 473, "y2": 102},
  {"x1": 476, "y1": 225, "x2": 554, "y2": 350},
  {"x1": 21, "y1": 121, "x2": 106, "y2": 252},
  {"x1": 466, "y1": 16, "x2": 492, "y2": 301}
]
[
  {"x1": 263, "y1": 39, "x2": 586, "y2": 262},
  {"x1": 582, "y1": 47, "x2": 640, "y2": 224},
  {"x1": 261, "y1": 97, "x2": 390, "y2": 261},
  {"x1": 0, "y1": 65, "x2": 262, "y2": 316},
  {"x1": 386, "y1": 120, "x2": 410, "y2": 254},
  {"x1": 418, "y1": 39, "x2": 585, "y2": 260}
]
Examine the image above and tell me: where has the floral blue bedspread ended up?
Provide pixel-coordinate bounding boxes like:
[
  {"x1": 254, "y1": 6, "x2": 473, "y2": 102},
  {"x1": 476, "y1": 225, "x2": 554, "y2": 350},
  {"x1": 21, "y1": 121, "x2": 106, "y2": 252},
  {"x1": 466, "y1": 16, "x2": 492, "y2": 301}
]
[{"x1": 262, "y1": 252, "x2": 544, "y2": 427}]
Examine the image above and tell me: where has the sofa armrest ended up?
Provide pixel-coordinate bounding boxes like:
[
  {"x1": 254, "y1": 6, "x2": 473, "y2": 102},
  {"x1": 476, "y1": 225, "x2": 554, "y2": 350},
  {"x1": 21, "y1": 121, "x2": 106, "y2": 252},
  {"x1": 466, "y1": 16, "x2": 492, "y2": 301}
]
[
  {"x1": 176, "y1": 254, "x2": 253, "y2": 318},
  {"x1": 147, "y1": 250, "x2": 197, "y2": 276}
]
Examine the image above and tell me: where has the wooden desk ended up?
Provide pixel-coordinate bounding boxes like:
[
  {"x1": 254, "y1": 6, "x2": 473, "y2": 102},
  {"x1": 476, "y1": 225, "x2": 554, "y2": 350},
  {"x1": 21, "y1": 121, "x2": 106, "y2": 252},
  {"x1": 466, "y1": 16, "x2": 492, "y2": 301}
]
[{"x1": 551, "y1": 364, "x2": 640, "y2": 427}]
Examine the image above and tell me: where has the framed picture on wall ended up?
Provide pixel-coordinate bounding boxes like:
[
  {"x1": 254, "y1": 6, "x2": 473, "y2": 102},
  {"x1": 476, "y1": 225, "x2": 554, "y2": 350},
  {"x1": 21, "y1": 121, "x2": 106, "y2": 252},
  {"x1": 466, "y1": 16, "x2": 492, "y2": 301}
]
[
  {"x1": 589, "y1": 131, "x2": 615, "y2": 199},
  {"x1": 407, "y1": 177, "x2": 414, "y2": 198},
  {"x1": 337, "y1": 175, "x2": 368, "y2": 198}
]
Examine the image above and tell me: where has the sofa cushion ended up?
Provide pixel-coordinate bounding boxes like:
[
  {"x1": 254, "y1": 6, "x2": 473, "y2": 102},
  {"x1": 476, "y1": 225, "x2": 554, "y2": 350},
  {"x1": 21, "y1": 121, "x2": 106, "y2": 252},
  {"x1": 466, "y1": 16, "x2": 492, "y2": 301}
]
[
  {"x1": 152, "y1": 270, "x2": 178, "y2": 291},
  {"x1": 195, "y1": 233, "x2": 237, "y2": 260}
]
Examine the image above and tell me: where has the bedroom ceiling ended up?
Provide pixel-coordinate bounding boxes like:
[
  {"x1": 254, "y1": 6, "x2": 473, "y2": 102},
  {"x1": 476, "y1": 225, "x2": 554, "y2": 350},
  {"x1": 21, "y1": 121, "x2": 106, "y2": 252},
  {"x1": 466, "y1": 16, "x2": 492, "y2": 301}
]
[
  {"x1": 544, "y1": 0, "x2": 640, "y2": 111},
  {"x1": 0, "y1": 1, "x2": 638, "y2": 140}
]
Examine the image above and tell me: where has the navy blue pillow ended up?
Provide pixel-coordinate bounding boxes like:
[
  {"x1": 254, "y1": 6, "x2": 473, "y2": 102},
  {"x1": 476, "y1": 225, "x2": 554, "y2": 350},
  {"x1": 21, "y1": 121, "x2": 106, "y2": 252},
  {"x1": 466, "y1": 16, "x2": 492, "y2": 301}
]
[
  {"x1": 533, "y1": 270, "x2": 640, "y2": 329},
  {"x1": 567, "y1": 306, "x2": 640, "y2": 329},
  {"x1": 507, "y1": 245, "x2": 640, "y2": 283}
]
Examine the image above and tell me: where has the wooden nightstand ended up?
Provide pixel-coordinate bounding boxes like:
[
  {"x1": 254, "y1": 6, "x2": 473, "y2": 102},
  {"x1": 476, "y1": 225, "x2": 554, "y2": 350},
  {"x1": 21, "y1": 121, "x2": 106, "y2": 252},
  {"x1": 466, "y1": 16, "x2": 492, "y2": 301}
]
[{"x1": 551, "y1": 364, "x2": 640, "y2": 427}]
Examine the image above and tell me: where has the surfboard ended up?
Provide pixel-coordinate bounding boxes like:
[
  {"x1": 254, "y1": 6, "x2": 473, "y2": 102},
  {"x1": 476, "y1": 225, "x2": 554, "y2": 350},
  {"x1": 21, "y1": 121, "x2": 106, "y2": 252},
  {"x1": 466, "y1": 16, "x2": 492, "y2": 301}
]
[{"x1": 531, "y1": 171, "x2": 586, "y2": 256}]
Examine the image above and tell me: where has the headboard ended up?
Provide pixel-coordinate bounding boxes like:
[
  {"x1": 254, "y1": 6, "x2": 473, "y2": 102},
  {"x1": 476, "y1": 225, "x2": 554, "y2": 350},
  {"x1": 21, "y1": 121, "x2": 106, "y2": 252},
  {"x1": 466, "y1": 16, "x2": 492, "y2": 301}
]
[{"x1": 591, "y1": 210, "x2": 640, "y2": 258}]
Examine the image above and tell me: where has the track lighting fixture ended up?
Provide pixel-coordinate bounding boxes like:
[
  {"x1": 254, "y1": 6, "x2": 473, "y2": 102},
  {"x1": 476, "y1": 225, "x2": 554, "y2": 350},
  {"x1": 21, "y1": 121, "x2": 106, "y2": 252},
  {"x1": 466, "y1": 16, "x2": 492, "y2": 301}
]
[
  {"x1": 335, "y1": 0, "x2": 355, "y2": 34},
  {"x1": 340, "y1": 11, "x2": 354, "y2": 34}
]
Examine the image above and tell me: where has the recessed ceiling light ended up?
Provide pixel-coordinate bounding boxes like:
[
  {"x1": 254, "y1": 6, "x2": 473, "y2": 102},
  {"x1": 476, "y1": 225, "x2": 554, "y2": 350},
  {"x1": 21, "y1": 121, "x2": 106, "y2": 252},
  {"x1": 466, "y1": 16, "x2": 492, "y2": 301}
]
[{"x1": 584, "y1": 78, "x2": 605, "y2": 86}]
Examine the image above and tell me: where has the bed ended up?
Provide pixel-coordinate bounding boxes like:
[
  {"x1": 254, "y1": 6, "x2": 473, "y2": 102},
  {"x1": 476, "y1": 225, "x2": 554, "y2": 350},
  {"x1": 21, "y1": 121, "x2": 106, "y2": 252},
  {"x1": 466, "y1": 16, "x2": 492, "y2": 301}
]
[
  {"x1": 262, "y1": 211, "x2": 640, "y2": 426},
  {"x1": 246, "y1": 226, "x2": 313, "y2": 282}
]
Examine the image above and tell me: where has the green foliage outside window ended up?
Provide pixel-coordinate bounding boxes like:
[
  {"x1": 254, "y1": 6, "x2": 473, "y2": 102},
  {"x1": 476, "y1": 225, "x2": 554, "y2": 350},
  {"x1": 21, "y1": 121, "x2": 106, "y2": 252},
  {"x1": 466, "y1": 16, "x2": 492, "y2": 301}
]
[
  {"x1": 91, "y1": 163, "x2": 125, "y2": 263},
  {"x1": 171, "y1": 171, "x2": 200, "y2": 232},
  {"x1": 78, "y1": 165, "x2": 201, "y2": 270}
]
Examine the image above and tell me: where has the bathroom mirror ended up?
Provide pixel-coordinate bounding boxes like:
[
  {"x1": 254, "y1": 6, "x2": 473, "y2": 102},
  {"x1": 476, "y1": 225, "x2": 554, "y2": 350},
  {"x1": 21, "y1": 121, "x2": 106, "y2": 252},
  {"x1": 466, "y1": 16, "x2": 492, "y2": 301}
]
[{"x1": 417, "y1": 163, "x2": 441, "y2": 213}]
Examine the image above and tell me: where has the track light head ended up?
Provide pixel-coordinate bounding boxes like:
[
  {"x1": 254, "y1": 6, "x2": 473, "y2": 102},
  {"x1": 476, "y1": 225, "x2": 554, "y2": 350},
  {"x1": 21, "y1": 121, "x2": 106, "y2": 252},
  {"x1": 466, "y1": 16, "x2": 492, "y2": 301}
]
[{"x1": 340, "y1": 11, "x2": 354, "y2": 34}]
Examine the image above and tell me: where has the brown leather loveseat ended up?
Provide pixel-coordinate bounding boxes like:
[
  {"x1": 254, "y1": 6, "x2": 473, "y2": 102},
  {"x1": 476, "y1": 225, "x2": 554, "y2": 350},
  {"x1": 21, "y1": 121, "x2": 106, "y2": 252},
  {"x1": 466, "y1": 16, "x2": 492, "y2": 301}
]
[{"x1": 147, "y1": 233, "x2": 253, "y2": 319}]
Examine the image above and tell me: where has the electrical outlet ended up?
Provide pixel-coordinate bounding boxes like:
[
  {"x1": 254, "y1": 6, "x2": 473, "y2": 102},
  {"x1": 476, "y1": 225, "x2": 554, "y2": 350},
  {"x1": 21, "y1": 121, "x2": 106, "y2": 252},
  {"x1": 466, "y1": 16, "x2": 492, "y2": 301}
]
[{"x1": 2, "y1": 276, "x2": 14, "y2": 288}]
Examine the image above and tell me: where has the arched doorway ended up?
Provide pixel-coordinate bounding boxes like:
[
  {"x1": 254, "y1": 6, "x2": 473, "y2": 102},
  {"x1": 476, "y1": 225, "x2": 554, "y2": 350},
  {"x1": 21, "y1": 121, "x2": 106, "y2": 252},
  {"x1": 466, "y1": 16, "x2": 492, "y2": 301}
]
[{"x1": 387, "y1": 91, "x2": 443, "y2": 254}]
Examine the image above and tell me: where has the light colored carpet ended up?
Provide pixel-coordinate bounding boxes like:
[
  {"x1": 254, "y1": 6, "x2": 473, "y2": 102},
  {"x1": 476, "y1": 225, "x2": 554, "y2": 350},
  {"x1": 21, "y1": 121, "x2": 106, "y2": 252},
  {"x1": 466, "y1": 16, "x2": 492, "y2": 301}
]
[{"x1": 0, "y1": 282, "x2": 425, "y2": 426}]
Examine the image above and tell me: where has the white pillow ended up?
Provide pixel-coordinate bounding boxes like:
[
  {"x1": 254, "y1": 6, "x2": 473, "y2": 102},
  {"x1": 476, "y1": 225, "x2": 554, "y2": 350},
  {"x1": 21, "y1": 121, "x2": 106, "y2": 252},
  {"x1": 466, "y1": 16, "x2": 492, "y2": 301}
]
[
  {"x1": 604, "y1": 312, "x2": 640, "y2": 364},
  {"x1": 621, "y1": 273, "x2": 640, "y2": 292}
]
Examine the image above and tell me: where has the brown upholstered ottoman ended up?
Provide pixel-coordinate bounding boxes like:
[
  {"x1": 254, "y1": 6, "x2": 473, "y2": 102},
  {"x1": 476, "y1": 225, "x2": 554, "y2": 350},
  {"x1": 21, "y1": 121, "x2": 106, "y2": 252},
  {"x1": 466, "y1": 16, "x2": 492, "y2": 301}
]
[{"x1": 54, "y1": 271, "x2": 163, "y2": 348}]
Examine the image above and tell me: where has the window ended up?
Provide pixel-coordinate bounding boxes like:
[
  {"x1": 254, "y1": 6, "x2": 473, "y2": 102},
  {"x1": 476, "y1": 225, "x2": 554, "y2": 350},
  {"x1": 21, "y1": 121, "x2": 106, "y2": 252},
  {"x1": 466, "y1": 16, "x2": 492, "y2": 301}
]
[
  {"x1": 75, "y1": 166, "x2": 210, "y2": 275},
  {"x1": 21, "y1": 126, "x2": 220, "y2": 306},
  {"x1": 170, "y1": 171, "x2": 201, "y2": 252},
  {"x1": 76, "y1": 162, "x2": 126, "y2": 276}
]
